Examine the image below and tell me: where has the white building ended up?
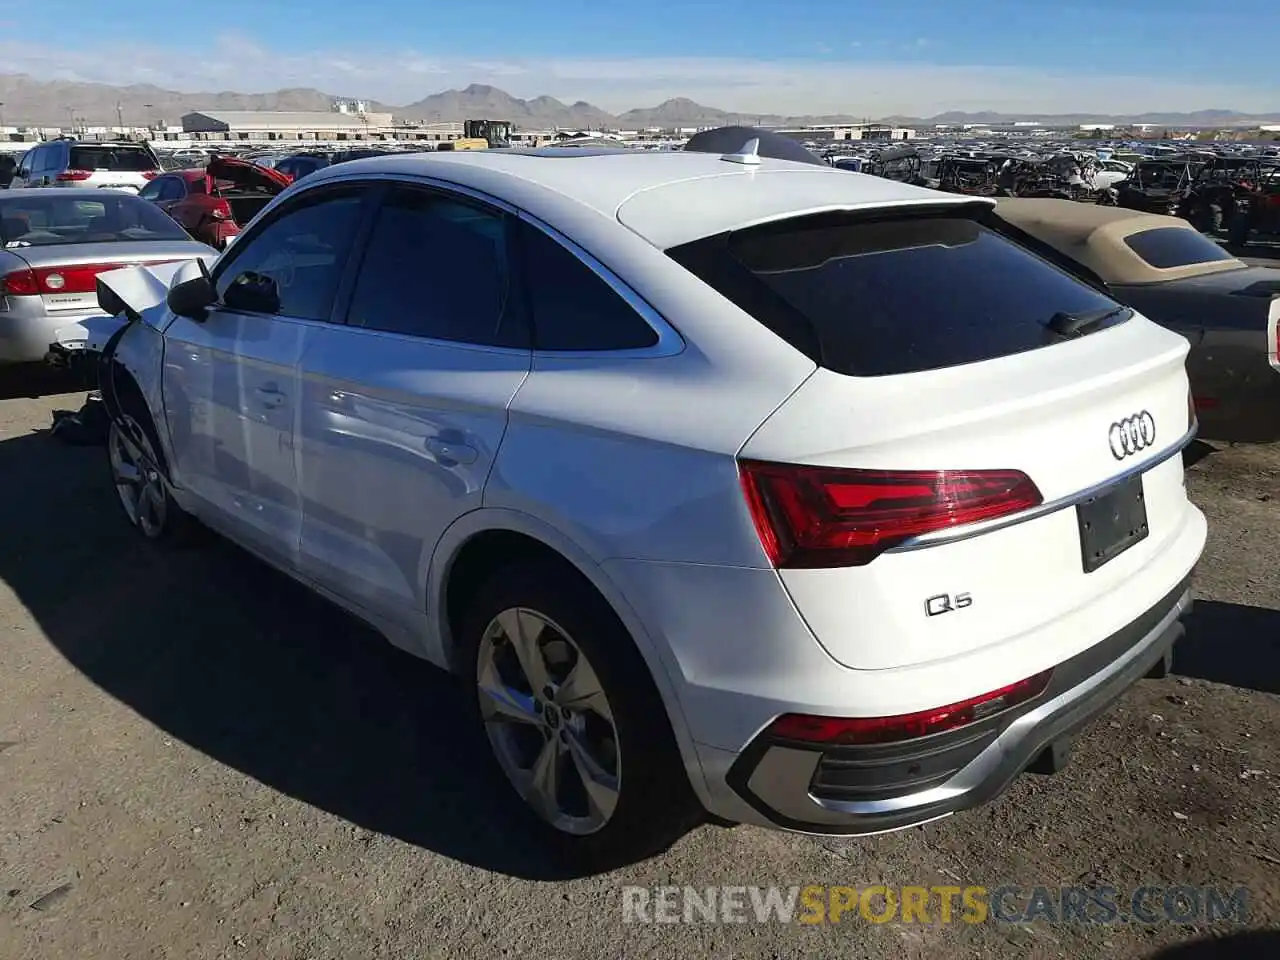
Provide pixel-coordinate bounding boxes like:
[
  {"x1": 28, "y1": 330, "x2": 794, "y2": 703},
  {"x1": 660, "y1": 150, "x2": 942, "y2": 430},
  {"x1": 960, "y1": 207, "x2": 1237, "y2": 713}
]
[
  {"x1": 774, "y1": 122, "x2": 915, "y2": 142},
  {"x1": 169, "y1": 111, "x2": 547, "y2": 146},
  {"x1": 179, "y1": 110, "x2": 397, "y2": 143}
]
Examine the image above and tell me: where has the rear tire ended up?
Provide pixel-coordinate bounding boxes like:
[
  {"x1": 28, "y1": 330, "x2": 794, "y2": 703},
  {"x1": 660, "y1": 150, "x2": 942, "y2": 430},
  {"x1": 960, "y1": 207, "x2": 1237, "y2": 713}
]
[{"x1": 458, "y1": 560, "x2": 703, "y2": 873}]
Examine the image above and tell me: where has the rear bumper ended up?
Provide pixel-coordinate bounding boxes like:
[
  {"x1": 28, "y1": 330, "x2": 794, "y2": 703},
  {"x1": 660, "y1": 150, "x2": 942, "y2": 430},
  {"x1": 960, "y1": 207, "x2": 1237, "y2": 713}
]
[
  {"x1": 0, "y1": 309, "x2": 63, "y2": 364},
  {"x1": 722, "y1": 576, "x2": 1193, "y2": 835},
  {"x1": 1, "y1": 308, "x2": 116, "y2": 366}
]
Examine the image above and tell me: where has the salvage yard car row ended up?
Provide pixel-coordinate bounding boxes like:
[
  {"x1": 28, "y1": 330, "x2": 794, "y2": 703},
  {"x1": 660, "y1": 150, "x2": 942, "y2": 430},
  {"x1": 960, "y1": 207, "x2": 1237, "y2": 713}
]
[{"x1": 820, "y1": 138, "x2": 1280, "y2": 248}]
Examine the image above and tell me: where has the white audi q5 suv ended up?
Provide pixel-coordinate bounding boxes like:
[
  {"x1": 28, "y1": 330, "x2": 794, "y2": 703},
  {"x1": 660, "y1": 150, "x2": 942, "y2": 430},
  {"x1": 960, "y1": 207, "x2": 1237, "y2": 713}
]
[{"x1": 91, "y1": 144, "x2": 1206, "y2": 871}]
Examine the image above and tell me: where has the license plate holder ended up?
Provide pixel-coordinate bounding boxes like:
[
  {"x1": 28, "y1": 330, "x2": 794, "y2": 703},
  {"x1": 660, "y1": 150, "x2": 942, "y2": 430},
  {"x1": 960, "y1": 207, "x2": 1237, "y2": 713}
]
[{"x1": 1077, "y1": 473, "x2": 1148, "y2": 573}]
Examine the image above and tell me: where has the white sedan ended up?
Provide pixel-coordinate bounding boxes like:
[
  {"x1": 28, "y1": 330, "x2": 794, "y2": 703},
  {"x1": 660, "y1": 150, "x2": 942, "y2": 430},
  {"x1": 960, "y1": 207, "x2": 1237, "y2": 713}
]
[{"x1": 94, "y1": 145, "x2": 1206, "y2": 871}]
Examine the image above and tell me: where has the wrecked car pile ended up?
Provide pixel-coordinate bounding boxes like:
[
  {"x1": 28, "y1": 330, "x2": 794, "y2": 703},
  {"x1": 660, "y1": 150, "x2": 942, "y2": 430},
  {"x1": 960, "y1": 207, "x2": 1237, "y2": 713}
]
[{"x1": 825, "y1": 136, "x2": 1279, "y2": 244}]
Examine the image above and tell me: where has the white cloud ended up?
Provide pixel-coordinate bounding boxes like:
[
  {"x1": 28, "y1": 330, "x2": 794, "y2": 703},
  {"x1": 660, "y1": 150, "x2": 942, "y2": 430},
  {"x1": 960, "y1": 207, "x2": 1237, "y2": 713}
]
[{"x1": 0, "y1": 35, "x2": 1276, "y2": 116}]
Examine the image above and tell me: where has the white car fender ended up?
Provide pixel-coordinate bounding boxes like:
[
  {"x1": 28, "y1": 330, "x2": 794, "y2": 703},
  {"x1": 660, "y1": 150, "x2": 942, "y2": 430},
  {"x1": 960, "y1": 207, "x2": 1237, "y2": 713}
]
[{"x1": 423, "y1": 505, "x2": 719, "y2": 812}]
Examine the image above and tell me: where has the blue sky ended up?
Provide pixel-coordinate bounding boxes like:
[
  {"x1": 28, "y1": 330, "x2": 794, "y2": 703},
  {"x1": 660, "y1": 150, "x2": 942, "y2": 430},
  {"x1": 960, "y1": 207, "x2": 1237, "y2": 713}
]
[{"x1": 1, "y1": 0, "x2": 1277, "y2": 115}]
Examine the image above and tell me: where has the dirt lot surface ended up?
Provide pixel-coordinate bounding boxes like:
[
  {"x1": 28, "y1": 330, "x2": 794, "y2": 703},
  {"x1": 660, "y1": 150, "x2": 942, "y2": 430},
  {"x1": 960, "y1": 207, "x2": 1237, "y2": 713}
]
[{"x1": 1, "y1": 381, "x2": 1277, "y2": 960}]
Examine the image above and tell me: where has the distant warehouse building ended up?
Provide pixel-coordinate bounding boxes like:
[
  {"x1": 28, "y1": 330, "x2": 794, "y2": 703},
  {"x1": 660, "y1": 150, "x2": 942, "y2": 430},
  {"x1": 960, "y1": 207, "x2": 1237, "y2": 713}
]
[
  {"x1": 172, "y1": 111, "x2": 482, "y2": 145},
  {"x1": 773, "y1": 122, "x2": 915, "y2": 142},
  {"x1": 181, "y1": 110, "x2": 396, "y2": 142}
]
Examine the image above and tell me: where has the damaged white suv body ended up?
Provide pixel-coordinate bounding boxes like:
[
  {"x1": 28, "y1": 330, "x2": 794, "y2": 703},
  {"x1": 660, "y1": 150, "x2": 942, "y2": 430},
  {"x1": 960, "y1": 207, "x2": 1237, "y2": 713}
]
[{"x1": 92, "y1": 148, "x2": 1206, "y2": 871}]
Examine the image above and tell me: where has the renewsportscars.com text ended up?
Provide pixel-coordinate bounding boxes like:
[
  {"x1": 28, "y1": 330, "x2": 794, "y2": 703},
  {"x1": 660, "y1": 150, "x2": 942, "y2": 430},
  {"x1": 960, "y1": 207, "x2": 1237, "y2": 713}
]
[{"x1": 621, "y1": 885, "x2": 1250, "y2": 926}]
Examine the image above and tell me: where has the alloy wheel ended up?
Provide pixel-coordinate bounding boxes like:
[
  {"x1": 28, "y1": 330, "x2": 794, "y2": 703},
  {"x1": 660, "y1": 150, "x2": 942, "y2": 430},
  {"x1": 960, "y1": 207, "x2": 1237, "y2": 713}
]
[
  {"x1": 108, "y1": 415, "x2": 168, "y2": 538},
  {"x1": 477, "y1": 607, "x2": 621, "y2": 836}
]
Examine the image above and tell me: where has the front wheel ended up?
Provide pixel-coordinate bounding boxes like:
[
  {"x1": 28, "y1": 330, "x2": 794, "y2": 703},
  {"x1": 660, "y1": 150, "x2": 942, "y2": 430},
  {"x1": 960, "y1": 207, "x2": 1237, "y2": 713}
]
[
  {"x1": 107, "y1": 414, "x2": 196, "y2": 543},
  {"x1": 460, "y1": 561, "x2": 703, "y2": 872}
]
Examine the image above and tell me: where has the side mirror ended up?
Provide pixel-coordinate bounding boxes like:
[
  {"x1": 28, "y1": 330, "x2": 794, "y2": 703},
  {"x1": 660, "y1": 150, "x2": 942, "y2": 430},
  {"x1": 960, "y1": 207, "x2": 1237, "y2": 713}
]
[
  {"x1": 167, "y1": 275, "x2": 216, "y2": 319},
  {"x1": 222, "y1": 271, "x2": 280, "y2": 315}
]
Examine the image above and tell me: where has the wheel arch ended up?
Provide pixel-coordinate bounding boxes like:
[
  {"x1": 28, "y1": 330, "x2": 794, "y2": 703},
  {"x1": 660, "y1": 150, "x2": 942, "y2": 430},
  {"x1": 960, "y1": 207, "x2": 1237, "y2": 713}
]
[
  {"x1": 425, "y1": 508, "x2": 714, "y2": 807},
  {"x1": 100, "y1": 323, "x2": 173, "y2": 479}
]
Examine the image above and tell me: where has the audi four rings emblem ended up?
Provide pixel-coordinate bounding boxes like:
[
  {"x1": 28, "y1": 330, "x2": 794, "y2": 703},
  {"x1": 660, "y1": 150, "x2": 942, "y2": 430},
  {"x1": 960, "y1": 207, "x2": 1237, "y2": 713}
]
[{"x1": 1108, "y1": 411, "x2": 1156, "y2": 460}]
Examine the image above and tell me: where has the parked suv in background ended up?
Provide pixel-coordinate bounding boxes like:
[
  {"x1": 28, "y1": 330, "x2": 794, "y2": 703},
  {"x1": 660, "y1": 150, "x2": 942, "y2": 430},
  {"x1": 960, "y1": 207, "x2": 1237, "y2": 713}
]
[{"x1": 9, "y1": 140, "x2": 161, "y2": 193}]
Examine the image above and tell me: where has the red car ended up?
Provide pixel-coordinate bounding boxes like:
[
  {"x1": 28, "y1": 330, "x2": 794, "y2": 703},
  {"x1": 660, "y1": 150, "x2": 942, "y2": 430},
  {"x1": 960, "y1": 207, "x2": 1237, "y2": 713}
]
[{"x1": 137, "y1": 157, "x2": 291, "y2": 249}]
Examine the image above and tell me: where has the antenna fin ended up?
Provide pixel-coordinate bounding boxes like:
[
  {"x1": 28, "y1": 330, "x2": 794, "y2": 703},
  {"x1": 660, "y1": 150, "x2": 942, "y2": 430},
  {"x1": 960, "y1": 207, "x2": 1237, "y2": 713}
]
[{"x1": 721, "y1": 137, "x2": 762, "y2": 165}]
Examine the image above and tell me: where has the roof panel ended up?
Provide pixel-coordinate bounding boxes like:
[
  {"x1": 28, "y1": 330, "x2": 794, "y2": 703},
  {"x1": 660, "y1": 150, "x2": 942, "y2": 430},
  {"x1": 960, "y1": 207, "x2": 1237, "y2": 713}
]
[
  {"x1": 312, "y1": 149, "x2": 972, "y2": 245},
  {"x1": 615, "y1": 167, "x2": 980, "y2": 247}
]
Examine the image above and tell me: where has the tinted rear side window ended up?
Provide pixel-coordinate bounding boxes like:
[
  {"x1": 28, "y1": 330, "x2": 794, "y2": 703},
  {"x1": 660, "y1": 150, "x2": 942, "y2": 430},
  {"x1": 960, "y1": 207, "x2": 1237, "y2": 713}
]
[
  {"x1": 518, "y1": 220, "x2": 659, "y2": 351},
  {"x1": 1123, "y1": 227, "x2": 1235, "y2": 269},
  {"x1": 668, "y1": 212, "x2": 1124, "y2": 377},
  {"x1": 69, "y1": 146, "x2": 157, "y2": 172}
]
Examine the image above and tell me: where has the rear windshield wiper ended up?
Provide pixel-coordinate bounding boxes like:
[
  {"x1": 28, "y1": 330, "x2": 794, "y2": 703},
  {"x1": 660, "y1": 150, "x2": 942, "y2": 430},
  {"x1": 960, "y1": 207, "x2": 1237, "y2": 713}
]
[{"x1": 1046, "y1": 305, "x2": 1132, "y2": 339}]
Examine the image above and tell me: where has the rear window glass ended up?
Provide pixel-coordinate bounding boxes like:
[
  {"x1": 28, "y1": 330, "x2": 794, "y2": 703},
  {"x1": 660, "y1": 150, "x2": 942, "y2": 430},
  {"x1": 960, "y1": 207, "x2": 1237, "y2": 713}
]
[
  {"x1": 668, "y1": 212, "x2": 1124, "y2": 377},
  {"x1": 69, "y1": 146, "x2": 158, "y2": 172},
  {"x1": 1123, "y1": 227, "x2": 1235, "y2": 269},
  {"x1": 0, "y1": 194, "x2": 189, "y2": 247}
]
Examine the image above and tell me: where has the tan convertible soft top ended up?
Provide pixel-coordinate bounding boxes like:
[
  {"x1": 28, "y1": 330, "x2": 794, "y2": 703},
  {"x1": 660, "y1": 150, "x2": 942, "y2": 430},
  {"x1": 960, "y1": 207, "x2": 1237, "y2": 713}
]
[{"x1": 993, "y1": 197, "x2": 1246, "y2": 285}]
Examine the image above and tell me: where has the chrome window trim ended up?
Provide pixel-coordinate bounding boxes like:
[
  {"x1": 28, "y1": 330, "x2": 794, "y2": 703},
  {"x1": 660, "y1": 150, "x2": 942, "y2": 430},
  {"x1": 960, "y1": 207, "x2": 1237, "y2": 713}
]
[
  {"x1": 516, "y1": 210, "x2": 685, "y2": 359},
  {"x1": 884, "y1": 419, "x2": 1199, "y2": 554},
  {"x1": 317, "y1": 170, "x2": 520, "y2": 215},
  {"x1": 323, "y1": 323, "x2": 533, "y2": 358}
]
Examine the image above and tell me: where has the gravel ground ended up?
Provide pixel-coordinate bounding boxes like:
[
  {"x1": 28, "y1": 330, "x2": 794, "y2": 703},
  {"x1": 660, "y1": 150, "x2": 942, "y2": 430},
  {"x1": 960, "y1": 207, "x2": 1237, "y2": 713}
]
[{"x1": 0, "y1": 379, "x2": 1277, "y2": 960}]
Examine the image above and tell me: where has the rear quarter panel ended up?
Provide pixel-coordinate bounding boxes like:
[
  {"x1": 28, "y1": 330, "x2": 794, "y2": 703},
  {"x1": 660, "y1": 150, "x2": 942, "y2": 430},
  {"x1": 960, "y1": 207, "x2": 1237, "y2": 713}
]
[{"x1": 482, "y1": 208, "x2": 818, "y2": 567}]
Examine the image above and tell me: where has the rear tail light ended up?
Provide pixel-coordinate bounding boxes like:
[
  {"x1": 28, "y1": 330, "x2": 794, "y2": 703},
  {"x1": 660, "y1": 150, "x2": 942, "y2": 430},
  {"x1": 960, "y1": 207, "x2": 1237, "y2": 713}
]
[
  {"x1": 1, "y1": 261, "x2": 181, "y2": 296},
  {"x1": 55, "y1": 169, "x2": 92, "y2": 182},
  {"x1": 767, "y1": 670, "x2": 1053, "y2": 745},
  {"x1": 1, "y1": 268, "x2": 39, "y2": 296},
  {"x1": 141, "y1": 170, "x2": 159, "y2": 180},
  {"x1": 739, "y1": 461, "x2": 1042, "y2": 568}
]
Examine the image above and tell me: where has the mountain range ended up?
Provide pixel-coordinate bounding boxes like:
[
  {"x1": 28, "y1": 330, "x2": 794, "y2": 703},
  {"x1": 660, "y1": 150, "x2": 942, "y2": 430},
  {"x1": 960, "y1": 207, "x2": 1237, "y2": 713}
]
[{"x1": 2, "y1": 75, "x2": 1278, "y2": 130}]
